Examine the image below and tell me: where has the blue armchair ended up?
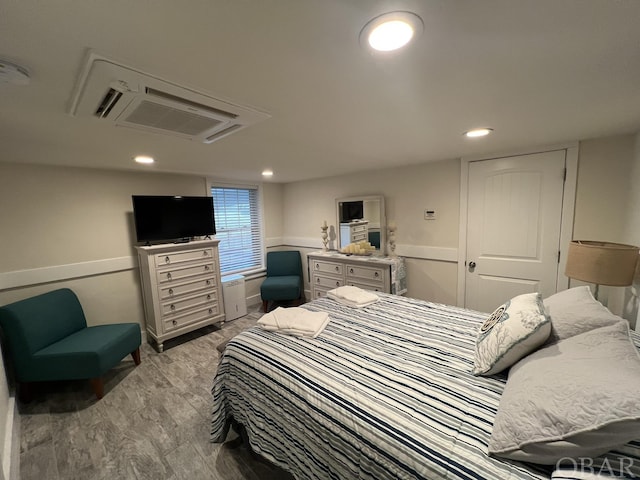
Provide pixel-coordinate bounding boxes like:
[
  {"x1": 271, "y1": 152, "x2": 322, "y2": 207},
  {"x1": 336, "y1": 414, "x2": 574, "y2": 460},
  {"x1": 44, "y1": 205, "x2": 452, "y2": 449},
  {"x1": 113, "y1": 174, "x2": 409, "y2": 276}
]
[
  {"x1": 260, "y1": 251, "x2": 304, "y2": 312},
  {"x1": 0, "y1": 288, "x2": 141, "y2": 401}
]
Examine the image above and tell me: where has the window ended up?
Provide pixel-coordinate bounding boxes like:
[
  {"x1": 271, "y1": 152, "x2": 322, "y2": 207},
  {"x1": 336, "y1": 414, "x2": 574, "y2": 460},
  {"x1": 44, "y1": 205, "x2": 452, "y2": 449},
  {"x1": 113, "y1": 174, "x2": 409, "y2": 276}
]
[{"x1": 210, "y1": 185, "x2": 263, "y2": 275}]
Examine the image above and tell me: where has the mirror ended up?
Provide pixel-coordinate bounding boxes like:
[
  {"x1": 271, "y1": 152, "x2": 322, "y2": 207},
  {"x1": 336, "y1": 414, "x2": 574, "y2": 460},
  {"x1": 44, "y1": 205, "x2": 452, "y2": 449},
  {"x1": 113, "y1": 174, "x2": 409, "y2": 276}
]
[{"x1": 336, "y1": 195, "x2": 386, "y2": 255}]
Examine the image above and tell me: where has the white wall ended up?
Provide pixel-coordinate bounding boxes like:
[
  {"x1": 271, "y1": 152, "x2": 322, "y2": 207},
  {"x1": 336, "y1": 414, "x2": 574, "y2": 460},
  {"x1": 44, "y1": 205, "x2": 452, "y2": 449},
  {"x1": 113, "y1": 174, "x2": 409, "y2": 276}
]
[
  {"x1": 282, "y1": 158, "x2": 461, "y2": 305},
  {"x1": 622, "y1": 133, "x2": 640, "y2": 327},
  {"x1": 572, "y1": 134, "x2": 638, "y2": 320},
  {"x1": 0, "y1": 162, "x2": 283, "y2": 479},
  {"x1": 0, "y1": 131, "x2": 638, "y2": 476},
  {"x1": 281, "y1": 134, "x2": 640, "y2": 313}
]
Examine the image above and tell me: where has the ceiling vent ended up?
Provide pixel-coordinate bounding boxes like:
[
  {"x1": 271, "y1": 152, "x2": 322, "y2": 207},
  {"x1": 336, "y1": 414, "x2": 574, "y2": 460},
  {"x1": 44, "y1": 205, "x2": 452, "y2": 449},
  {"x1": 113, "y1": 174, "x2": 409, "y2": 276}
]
[{"x1": 68, "y1": 52, "x2": 270, "y2": 143}]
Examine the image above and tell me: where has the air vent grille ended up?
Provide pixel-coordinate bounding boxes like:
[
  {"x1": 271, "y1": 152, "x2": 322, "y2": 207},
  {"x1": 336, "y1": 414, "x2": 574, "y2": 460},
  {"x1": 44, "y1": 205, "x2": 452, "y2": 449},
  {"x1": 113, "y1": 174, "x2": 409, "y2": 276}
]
[
  {"x1": 124, "y1": 100, "x2": 224, "y2": 135},
  {"x1": 70, "y1": 53, "x2": 271, "y2": 143},
  {"x1": 95, "y1": 88, "x2": 122, "y2": 118},
  {"x1": 146, "y1": 88, "x2": 238, "y2": 119},
  {"x1": 204, "y1": 124, "x2": 244, "y2": 143}
]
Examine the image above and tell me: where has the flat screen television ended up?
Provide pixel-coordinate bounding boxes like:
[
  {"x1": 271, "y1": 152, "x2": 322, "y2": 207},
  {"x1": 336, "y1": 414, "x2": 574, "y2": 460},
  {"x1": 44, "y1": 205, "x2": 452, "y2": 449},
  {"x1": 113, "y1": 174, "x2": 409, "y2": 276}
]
[
  {"x1": 132, "y1": 195, "x2": 216, "y2": 243},
  {"x1": 339, "y1": 200, "x2": 364, "y2": 223}
]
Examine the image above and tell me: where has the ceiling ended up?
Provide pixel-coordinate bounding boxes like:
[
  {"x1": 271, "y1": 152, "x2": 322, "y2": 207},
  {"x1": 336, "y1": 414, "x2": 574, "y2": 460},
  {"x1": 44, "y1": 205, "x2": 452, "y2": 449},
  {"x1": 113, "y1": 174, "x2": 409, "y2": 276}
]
[{"x1": 1, "y1": 1, "x2": 639, "y2": 183}]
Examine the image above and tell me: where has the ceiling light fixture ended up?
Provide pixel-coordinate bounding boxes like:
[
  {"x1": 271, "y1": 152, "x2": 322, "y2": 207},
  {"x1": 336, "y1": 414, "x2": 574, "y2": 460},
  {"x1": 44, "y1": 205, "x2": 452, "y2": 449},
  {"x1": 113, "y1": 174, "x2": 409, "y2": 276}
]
[
  {"x1": 360, "y1": 11, "x2": 424, "y2": 52},
  {"x1": 464, "y1": 128, "x2": 494, "y2": 138},
  {"x1": 134, "y1": 155, "x2": 155, "y2": 164},
  {"x1": 262, "y1": 169, "x2": 274, "y2": 177}
]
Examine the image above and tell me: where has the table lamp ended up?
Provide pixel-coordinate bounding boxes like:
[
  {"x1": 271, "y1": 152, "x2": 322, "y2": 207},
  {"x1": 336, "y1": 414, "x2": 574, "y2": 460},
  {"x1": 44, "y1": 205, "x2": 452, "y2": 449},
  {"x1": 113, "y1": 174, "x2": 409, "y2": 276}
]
[{"x1": 565, "y1": 240, "x2": 639, "y2": 300}]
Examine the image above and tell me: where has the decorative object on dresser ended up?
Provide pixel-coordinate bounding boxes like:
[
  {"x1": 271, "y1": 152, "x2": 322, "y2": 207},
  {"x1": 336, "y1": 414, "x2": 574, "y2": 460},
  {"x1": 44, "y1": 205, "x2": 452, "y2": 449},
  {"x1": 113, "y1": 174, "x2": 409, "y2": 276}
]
[
  {"x1": 136, "y1": 239, "x2": 225, "y2": 352},
  {"x1": 320, "y1": 220, "x2": 329, "y2": 251},
  {"x1": 387, "y1": 220, "x2": 397, "y2": 257},
  {"x1": 308, "y1": 251, "x2": 406, "y2": 299},
  {"x1": 336, "y1": 195, "x2": 386, "y2": 254},
  {"x1": 564, "y1": 240, "x2": 639, "y2": 300}
]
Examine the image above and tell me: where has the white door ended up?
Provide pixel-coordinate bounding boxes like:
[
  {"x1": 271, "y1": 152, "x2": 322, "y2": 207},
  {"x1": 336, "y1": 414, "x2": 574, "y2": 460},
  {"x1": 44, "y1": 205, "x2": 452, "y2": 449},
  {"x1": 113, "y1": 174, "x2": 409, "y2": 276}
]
[{"x1": 465, "y1": 151, "x2": 566, "y2": 313}]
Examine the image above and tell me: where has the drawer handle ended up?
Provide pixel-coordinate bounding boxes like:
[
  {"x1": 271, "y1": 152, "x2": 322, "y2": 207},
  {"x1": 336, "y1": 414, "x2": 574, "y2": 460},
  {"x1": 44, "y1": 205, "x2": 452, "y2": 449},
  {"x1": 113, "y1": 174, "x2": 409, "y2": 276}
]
[
  {"x1": 315, "y1": 263, "x2": 320, "y2": 270},
  {"x1": 203, "y1": 250, "x2": 209, "y2": 256},
  {"x1": 316, "y1": 278, "x2": 320, "y2": 283},
  {"x1": 206, "y1": 279, "x2": 211, "y2": 285},
  {"x1": 374, "y1": 272, "x2": 379, "y2": 278},
  {"x1": 172, "y1": 320, "x2": 177, "y2": 326},
  {"x1": 204, "y1": 265, "x2": 210, "y2": 271},
  {"x1": 208, "y1": 308, "x2": 213, "y2": 315},
  {"x1": 335, "y1": 266, "x2": 339, "y2": 272},
  {"x1": 168, "y1": 288, "x2": 174, "y2": 295},
  {"x1": 170, "y1": 304, "x2": 176, "y2": 311},
  {"x1": 350, "y1": 268, "x2": 354, "y2": 274},
  {"x1": 336, "y1": 281, "x2": 340, "y2": 286},
  {"x1": 167, "y1": 273, "x2": 172, "y2": 280},
  {"x1": 206, "y1": 294, "x2": 211, "y2": 300},
  {"x1": 165, "y1": 256, "x2": 170, "y2": 264}
]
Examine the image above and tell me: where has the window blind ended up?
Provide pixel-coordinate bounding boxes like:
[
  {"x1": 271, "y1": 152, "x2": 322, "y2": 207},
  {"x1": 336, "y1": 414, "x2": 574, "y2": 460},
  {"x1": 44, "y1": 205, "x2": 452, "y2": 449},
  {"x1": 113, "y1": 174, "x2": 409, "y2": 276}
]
[{"x1": 211, "y1": 186, "x2": 263, "y2": 275}]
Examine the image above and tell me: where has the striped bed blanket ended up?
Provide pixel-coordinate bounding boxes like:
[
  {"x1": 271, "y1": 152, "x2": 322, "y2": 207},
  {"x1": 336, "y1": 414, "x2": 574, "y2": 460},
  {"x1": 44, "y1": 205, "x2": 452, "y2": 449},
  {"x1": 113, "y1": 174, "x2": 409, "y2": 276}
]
[{"x1": 210, "y1": 294, "x2": 639, "y2": 480}]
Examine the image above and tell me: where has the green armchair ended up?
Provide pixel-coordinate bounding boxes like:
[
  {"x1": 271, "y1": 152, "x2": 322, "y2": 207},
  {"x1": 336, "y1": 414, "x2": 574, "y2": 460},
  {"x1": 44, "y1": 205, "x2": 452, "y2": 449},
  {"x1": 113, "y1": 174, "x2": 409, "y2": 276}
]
[
  {"x1": 260, "y1": 251, "x2": 304, "y2": 312},
  {"x1": 0, "y1": 288, "x2": 141, "y2": 400}
]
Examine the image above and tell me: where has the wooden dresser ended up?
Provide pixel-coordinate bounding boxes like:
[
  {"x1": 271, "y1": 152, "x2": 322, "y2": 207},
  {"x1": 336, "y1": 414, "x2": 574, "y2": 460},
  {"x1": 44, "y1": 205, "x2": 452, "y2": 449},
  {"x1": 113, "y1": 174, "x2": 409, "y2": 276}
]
[
  {"x1": 136, "y1": 239, "x2": 225, "y2": 352},
  {"x1": 307, "y1": 251, "x2": 406, "y2": 300}
]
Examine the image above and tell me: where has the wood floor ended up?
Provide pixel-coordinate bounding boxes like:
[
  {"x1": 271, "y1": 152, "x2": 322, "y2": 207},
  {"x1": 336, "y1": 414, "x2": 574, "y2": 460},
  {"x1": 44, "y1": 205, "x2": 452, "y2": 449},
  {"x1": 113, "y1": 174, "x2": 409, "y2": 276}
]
[{"x1": 18, "y1": 306, "x2": 295, "y2": 480}]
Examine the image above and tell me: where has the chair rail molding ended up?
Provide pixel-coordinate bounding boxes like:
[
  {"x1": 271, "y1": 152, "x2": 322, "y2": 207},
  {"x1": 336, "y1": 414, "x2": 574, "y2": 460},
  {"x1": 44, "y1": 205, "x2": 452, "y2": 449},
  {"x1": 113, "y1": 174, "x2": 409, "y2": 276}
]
[{"x1": 0, "y1": 256, "x2": 137, "y2": 291}]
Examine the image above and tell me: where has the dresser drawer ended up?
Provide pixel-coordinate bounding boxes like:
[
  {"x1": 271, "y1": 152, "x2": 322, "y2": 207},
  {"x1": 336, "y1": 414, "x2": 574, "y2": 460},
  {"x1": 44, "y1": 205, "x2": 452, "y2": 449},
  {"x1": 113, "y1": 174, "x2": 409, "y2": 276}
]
[
  {"x1": 347, "y1": 281, "x2": 383, "y2": 292},
  {"x1": 346, "y1": 264, "x2": 385, "y2": 284},
  {"x1": 163, "y1": 304, "x2": 219, "y2": 332},
  {"x1": 157, "y1": 262, "x2": 215, "y2": 284},
  {"x1": 155, "y1": 248, "x2": 214, "y2": 268},
  {"x1": 312, "y1": 274, "x2": 343, "y2": 289},
  {"x1": 311, "y1": 260, "x2": 343, "y2": 276},
  {"x1": 351, "y1": 232, "x2": 368, "y2": 242},
  {"x1": 159, "y1": 276, "x2": 217, "y2": 300},
  {"x1": 161, "y1": 290, "x2": 218, "y2": 316},
  {"x1": 312, "y1": 287, "x2": 332, "y2": 299}
]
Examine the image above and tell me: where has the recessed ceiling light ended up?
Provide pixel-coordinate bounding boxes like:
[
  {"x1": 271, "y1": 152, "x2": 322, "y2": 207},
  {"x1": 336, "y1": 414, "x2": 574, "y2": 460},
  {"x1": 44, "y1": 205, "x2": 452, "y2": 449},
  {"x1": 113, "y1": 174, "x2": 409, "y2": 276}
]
[
  {"x1": 464, "y1": 128, "x2": 494, "y2": 138},
  {"x1": 360, "y1": 11, "x2": 424, "y2": 52},
  {"x1": 262, "y1": 169, "x2": 274, "y2": 177},
  {"x1": 134, "y1": 155, "x2": 155, "y2": 164}
]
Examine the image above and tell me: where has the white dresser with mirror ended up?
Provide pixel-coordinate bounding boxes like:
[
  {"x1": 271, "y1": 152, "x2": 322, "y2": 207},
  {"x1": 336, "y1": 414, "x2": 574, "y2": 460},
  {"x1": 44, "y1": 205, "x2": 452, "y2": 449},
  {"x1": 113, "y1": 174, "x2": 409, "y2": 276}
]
[{"x1": 308, "y1": 251, "x2": 406, "y2": 299}]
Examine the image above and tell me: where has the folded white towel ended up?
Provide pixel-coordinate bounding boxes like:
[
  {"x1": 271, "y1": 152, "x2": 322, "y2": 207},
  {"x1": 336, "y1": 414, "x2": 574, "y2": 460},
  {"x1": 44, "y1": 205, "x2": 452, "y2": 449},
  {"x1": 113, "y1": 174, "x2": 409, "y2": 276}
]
[
  {"x1": 257, "y1": 307, "x2": 330, "y2": 338},
  {"x1": 326, "y1": 285, "x2": 379, "y2": 308}
]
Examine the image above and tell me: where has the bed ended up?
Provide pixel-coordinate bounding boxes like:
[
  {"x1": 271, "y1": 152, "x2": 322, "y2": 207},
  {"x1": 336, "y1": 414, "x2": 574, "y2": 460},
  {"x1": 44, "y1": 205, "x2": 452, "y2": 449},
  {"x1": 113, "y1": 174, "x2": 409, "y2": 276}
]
[{"x1": 211, "y1": 293, "x2": 640, "y2": 480}]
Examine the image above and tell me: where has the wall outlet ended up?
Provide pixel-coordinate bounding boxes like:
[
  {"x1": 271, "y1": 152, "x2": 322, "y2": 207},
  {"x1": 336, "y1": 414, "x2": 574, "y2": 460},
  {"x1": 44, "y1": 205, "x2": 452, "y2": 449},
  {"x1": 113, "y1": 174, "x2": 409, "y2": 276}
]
[{"x1": 424, "y1": 209, "x2": 436, "y2": 220}]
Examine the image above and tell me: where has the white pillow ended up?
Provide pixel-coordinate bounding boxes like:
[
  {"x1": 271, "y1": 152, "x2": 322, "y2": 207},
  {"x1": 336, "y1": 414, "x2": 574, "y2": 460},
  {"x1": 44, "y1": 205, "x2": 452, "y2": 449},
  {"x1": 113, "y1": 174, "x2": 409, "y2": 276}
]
[
  {"x1": 489, "y1": 319, "x2": 640, "y2": 464},
  {"x1": 543, "y1": 286, "x2": 624, "y2": 343},
  {"x1": 473, "y1": 292, "x2": 551, "y2": 376}
]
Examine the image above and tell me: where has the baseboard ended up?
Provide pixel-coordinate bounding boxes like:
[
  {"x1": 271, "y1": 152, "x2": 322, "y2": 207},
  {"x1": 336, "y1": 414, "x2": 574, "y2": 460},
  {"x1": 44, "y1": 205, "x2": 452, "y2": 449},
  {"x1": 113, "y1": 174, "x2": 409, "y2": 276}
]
[{"x1": 3, "y1": 395, "x2": 18, "y2": 480}]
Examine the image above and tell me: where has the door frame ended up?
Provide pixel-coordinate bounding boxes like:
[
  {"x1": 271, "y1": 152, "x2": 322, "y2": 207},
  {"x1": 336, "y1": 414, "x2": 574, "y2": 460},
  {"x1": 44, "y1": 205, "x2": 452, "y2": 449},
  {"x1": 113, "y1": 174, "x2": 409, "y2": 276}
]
[{"x1": 456, "y1": 143, "x2": 579, "y2": 308}]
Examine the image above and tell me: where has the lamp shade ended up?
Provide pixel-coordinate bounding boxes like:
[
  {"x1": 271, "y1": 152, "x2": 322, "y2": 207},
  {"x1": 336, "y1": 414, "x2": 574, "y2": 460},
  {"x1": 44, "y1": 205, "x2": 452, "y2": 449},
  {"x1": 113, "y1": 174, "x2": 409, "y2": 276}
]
[{"x1": 565, "y1": 241, "x2": 639, "y2": 287}]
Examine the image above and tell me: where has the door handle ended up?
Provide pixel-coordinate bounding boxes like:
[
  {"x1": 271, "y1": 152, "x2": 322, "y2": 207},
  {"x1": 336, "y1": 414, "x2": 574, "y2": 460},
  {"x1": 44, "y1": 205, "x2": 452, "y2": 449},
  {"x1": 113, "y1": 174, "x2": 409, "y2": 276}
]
[{"x1": 468, "y1": 261, "x2": 476, "y2": 269}]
